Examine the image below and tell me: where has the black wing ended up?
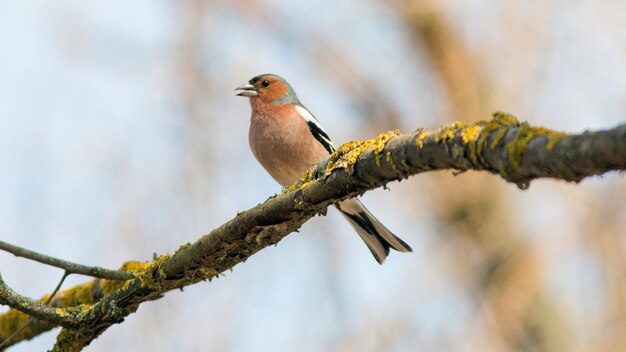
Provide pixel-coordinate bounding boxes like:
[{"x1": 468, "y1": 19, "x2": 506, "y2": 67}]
[{"x1": 295, "y1": 104, "x2": 335, "y2": 153}]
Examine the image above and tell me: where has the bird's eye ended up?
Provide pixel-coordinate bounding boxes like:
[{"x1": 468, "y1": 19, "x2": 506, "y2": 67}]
[{"x1": 262, "y1": 80, "x2": 270, "y2": 87}]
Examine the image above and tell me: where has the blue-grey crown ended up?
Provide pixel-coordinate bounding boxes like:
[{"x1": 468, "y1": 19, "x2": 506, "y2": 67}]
[{"x1": 250, "y1": 73, "x2": 300, "y2": 105}]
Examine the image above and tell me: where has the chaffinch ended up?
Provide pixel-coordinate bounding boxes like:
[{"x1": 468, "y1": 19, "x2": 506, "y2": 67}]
[{"x1": 236, "y1": 74, "x2": 412, "y2": 263}]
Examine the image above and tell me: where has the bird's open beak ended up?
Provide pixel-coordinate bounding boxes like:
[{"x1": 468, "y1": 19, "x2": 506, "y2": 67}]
[{"x1": 235, "y1": 83, "x2": 258, "y2": 97}]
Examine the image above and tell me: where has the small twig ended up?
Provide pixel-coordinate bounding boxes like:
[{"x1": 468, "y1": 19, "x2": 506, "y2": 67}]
[
  {"x1": 0, "y1": 240, "x2": 133, "y2": 280},
  {"x1": 0, "y1": 273, "x2": 80, "y2": 329},
  {"x1": 0, "y1": 271, "x2": 70, "y2": 349},
  {"x1": 45, "y1": 271, "x2": 71, "y2": 306}
]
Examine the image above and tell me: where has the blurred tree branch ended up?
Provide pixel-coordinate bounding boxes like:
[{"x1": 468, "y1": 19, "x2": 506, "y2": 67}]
[
  {"x1": 401, "y1": 1, "x2": 486, "y2": 117},
  {"x1": 1, "y1": 113, "x2": 624, "y2": 351},
  {"x1": 397, "y1": 2, "x2": 569, "y2": 349}
]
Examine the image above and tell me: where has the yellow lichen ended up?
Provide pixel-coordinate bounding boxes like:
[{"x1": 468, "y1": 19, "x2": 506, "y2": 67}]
[
  {"x1": 415, "y1": 130, "x2": 429, "y2": 149},
  {"x1": 461, "y1": 121, "x2": 487, "y2": 161},
  {"x1": 490, "y1": 128, "x2": 509, "y2": 150},
  {"x1": 117, "y1": 261, "x2": 145, "y2": 273},
  {"x1": 371, "y1": 130, "x2": 400, "y2": 166},
  {"x1": 461, "y1": 124, "x2": 482, "y2": 144},
  {"x1": 326, "y1": 130, "x2": 400, "y2": 174},
  {"x1": 326, "y1": 140, "x2": 368, "y2": 173},
  {"x1": 282, "y1": 182, "x2": 298, "y2": 194},
  {"x1": 139, "y1": 254, "x2": 172, "y2": 291},
  {"x1": 45, "y1": 261, "x2": 149, "y2": 309},
  {"x1": 99, "y1": 261, "x2": 147, "y2": 294},
  {"x1": 1, "y1": 261, "x2": 149, "y2": 338},
  {"x1": 0, "y1": 261, "x2": 152, "y2": 345},
  {"x1": 298, "y1": 168, "x2": 315, "y2": 189},
  {"x1": 53, "y1": 280, "x2": 97, "y2": 307},
  {"x1": 53, "y1": 327, "x2": 82, "y2": 351},
  {"x1": 53, "y1": 304, "x2": 90, "y2": 320},
  {"x1": 492, "y1": 111, "x2": 520, "y2": 125},
  {"x1": 0, "y1": 309, "x2": 31, "y2": 342},
  {"x1": 385, "y1": 152, "x2": 401, "y2": 174},
  {"x1": 506, "y1": 122, "x2": 567, "y2": 168},
  {"x1": 0, "y1": 278, "x2": 98, "y2": 343},
  {"x1": 434, "y1": 122, "x2": 466, "y2": 143},
  {"x1": 475, "y1": 112, "x2": 520, "y2": 159},
  {"x1": 463, "y1": 111, "x2": 567, "y2": 169},
  {"x1": 545, "y1": 132, "x2": 567, "y2": 150},
  {"x1": 282, "y1": 167, "x2": 316, "y2": 193}
]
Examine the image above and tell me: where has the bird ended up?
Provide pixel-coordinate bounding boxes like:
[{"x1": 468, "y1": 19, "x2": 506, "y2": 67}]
[{"x1": 236, "y1": 73, "x2": 412, "y2": 264}]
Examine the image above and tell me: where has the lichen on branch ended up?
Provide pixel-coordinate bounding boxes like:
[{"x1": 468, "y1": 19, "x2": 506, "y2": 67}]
[
  {"x1": 1, "y1": 112, "x2": 624, "y2": 351},
  {"x1": 0, "y1": 261, "x2": 147, "y2": 349}
]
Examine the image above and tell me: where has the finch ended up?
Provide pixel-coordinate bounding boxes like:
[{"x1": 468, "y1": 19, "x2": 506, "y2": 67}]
[{"x1": 236, "y1": 74, "x2": 412, "y2": 263}]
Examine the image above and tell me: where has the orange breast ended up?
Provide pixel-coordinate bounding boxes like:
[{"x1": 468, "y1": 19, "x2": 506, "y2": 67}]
[{"x1": 249, "y1": 104, "x2": 328, "y2": 186}]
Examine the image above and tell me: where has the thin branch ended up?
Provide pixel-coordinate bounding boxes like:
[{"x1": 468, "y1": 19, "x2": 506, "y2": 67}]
[
  {"x1": 0, "y1": 273, "x2": 80, "y2": 329},
  {"x1": 0, "y1": 271, "x2": 70, "y2": 349},
  {"x1": 0, "y1": 262, "x2": 145, "y2": 350},
  {"x1": 0, "y1": 240, "x2": 133, "y2": 281},
  {"x1": 45, "y1": 272, "x2": 71, "y2": 306},
  {"x1": 0, "y1": 114, "x2": 623, "y2": 350}
]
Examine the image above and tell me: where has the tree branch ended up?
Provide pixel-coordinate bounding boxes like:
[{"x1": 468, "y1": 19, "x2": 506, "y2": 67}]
[
  {"x1": 0, "y1": 113, "x2": 624, "y2": 350},
  {"x1": 0, "y1": 262, "x2": 146, "y2": 350},
  {"x1": 0, "y1": 274, "x2": 80, "y2": 329},
  {"x1": 0, "y1": 271, "x2": 69, "y2": 349},
  {"x1": 0, "y1": 241, "x2": 134, "y2": 281}
]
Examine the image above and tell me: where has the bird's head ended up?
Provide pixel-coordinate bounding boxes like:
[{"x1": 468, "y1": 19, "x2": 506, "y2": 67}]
[{"x1": 235, "y1": 74, "x2": 300, "y2": 105}]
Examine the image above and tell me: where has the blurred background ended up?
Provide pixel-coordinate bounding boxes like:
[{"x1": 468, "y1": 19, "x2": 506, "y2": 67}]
[{"x1": 1, "y1": 1, "x2": 625, "y2": 351}]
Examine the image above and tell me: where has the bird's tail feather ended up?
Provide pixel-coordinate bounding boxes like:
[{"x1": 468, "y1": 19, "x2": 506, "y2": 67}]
[{"x1": 337, "y1": 198, "x2": 412, "y2": 264}]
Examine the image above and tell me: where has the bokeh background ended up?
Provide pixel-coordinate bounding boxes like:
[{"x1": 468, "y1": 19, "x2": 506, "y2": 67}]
[{"x1": 1, "y1": 1, "x2": 626, "y2": 351}]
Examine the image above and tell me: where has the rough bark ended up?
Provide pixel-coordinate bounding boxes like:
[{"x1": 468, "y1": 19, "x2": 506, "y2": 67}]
[{"x1": 1, "y1": 113, "x2": 624, "y2": 351}]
